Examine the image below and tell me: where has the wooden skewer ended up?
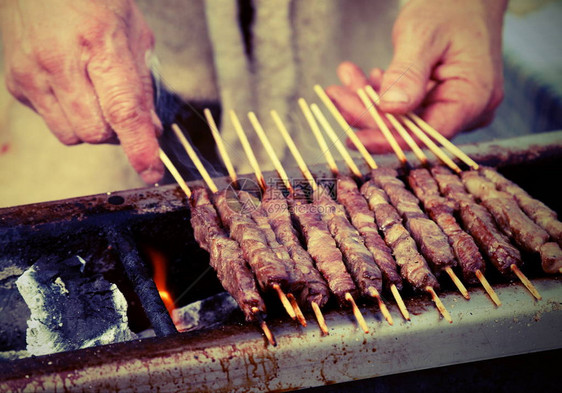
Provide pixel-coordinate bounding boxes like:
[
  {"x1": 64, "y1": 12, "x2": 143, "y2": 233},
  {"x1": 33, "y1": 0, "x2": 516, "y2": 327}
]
[
  {"x1": 400, "y1": 115, "x2": 463, "y2": 174},
  {"x1": 445, "y1": 266, "x2": 470, "y2": 300},
  {"x1": 345, "y1": 292, "x2": 369, "y2": 333},
  {"x1": 245, "y1": 114, "x2": 331, "y2": 331},
  {"x1": 311, "y1": 106, "x2": 448, "y2": 318},
  {"x1": 314, "y1": 84, "x2": 378, "y2": 169},
  {"x1": 298, "y1": 98, "x2": 339, "y2": 176},
  {"x1": 273, "y1": 283, "x2": 297, "y2": 320},
  {"x1": 511, "y1": 265, "x2": 542, "y2": 300},
  {"x1": 158, "y1": 150, "x2": 276, "y2": 345},
  {"x1": 246, "y1": 113, "x2": 334, "y2": 331},
  {"x1": 252, "y1": 307, "x2": 276, "y2": 346},
  {"x1": 426, "y1": 286, "x2": 453, "y2": 323},
  {"x1": 308, "y1": 94, "x2": 412, "y2": 322},
  {"x1": 311, "y1": 301, "x2": 329, "y2": 335},
  {"x1": 248, "y1": 112, "x2": 293, "y2": 193},
  {"x1": 310, "y1": 104, "x2": 362, "y2": 178},
  {"x1": 390, "y1": 284, "x2": 410, "y2": 321},
  {"x1": 287, "y1": 293, "x2": 307, "y2": 327},
  {"x1": 271, "y1": 110, "x2": 318, "y2": 191},
  {"x1": 159, "y1": 149, "x2": 192, "y2": 198},
  {"x1": 229, "y1": 110, "x2": 267, "y2": 190},
  {"x1": 302, "y1": 100, "x2": 397, "y2": 327},
  {"x1": 171, "y1": 124, "x2": 218, "y2": 193},
  {"x1": 407, "y1": 112, "x2": 479, "y2": 170},
  {"x1": 314, "y1": 85, "x2": 505, "y2": 312},
  {"x1": 356, "y1": 88, "x2": 408, "y2": 165},
  {"x1": 368, "y1": 287, "x2": 394, "y2": 326},
  {"x1": 475, "y1": 269, "x2": 502, "y2": 307},
  {"x1": 274, "y1": 111, "x2": 368, "y2": 332},
  {"x1": 354, "y1": 95, "x2": 470, "y2": 301},
  {"x1": 359, "y1": 92, "x2": 504, "y2": 305},
  {"x1": 225, "y1": 111, "x2": 306, "y2": 326},
  {"x1": 204, "y1": 108, "x2": 238, "y2": 187},
  {"x1": 364, "y1": 86, "x2": 428, "y2": 166},
  {"x1": 172, "y1": 122, "x2": 298, "y2": 321},
  {"x1": 366, "y1": 85, "x2": 461, "y2": 174}
]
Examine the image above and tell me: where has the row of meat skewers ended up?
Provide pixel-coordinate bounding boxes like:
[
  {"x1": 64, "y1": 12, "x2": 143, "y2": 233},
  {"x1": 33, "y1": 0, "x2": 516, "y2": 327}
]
[{"x1": 158, "y1": 85, "x2": 562, "y2": 346}]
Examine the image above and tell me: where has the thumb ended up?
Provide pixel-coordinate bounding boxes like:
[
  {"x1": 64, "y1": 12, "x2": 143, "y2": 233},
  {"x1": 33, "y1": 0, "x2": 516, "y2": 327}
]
[{"x1": 379, "y1": 32, "x2": 439, "y2": 114}]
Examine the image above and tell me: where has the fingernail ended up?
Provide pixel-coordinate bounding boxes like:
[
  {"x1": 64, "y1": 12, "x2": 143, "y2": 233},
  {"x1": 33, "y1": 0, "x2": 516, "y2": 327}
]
[
  {"x1": 381, "y1": 89, "x2": 410, "y2": 104},
  {"x1": 151, "y1": 110, "x2": 164, "y2": 136},
  {"x1": 141, "y1": 168, "x2": 164, "y2": 184}
]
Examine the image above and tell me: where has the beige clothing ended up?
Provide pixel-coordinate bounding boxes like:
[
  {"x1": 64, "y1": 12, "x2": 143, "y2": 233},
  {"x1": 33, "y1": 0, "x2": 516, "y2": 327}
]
[{"x1": 0, "y1": 0, "x2": 397, "y2": 207}]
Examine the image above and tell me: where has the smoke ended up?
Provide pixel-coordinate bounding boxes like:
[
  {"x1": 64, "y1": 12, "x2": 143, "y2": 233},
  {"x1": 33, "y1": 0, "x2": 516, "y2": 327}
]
[{"x1": 148, "y1": 56, "x2": 225, "y2": 183}]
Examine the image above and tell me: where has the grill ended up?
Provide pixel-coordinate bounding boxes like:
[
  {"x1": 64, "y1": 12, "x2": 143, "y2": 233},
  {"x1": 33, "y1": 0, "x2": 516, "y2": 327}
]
[{"x1": 1, "y1": 131, "x2": 561, "y2": 393}]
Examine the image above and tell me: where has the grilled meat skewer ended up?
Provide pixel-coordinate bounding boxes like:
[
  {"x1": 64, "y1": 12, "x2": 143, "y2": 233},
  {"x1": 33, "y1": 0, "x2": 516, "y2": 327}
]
[
  {"x1": 260, "y1": 187, "x2": 331, "y2": 309},
  {"x1": 313, "y1": 184, "x2": 384, "y2": 296},
  {"x1": 462, "y1": 170, "x2": 562, "y2": 274},
  {"x1": 479, "y1": 166, "x2": 562, "y2": 248},
  {"x1": 371, "y1": 168, "x2": 458, "y2": 276},
  {"x1": 408, "y1": 168, "x2": 486, "y2": 285},
  {"x1": 336, "y1": 175, "x2": 404, "y2": 291},
  {"x1": 431, "y1": 166, "x2": 523, "y2": 276},
  {"x1": 213, "y1": 189, "x2": 291, "y2": 293},
  {"x1": 361, "y1": 181, "x2": 440, "y2": 291},
  {"x1": 190, "y1": 188, "x2": 266, "y2": 321},
  {"x1": 289, "y1": 188, "x2": 359, "y2": 306},
  {"x1": 238, "y1": 190, "x2": 307, "y2": 295}
]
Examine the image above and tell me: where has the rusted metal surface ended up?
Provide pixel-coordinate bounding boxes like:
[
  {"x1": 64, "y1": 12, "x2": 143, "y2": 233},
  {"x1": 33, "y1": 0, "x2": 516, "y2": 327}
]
[
  {"x1": 1, "y1": 131, "x2": 562, "y2": 392},
  {"x1": 0, "y1": 278, "x2": 561, "y2": 392}
]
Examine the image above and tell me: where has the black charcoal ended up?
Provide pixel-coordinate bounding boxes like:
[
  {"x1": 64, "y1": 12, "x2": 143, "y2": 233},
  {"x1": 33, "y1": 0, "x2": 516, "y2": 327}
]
[
  {"x1": 172, "y1": 292, "x2": 240, "y2": 332},
  {"x1": 15, "y1": 256, "x2": 136, "y2": 356}
]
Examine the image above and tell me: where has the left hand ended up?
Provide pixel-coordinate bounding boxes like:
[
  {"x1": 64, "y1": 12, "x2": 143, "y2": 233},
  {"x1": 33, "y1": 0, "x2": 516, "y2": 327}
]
[{"x1": 326, "y1": 0, "x2": 508, "y2": 153}]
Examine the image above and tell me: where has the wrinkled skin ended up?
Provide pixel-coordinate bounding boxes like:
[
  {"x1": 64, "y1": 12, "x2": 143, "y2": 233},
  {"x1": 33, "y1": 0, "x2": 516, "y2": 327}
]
[
  {"x1": 0, "y1": 0, "x2": 163, "y2": 183},
  {"x1": 1, "y1": 0, "x2": 507, "y2": 180},
  {"x1": 327, "y1": 0, "x2": 508, "y2": 154}
]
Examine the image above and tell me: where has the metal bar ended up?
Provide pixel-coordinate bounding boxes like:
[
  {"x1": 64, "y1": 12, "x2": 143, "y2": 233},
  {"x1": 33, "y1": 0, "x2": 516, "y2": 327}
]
[{"x1": 105, "y1": 226, "x2": 177, "y2": 337}]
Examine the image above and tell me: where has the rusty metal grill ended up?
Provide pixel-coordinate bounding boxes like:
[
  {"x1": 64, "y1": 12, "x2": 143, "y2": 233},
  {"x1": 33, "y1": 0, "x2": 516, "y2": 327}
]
[{"x1": 1, "y1": 131, "x2": 562, "y2": 392}]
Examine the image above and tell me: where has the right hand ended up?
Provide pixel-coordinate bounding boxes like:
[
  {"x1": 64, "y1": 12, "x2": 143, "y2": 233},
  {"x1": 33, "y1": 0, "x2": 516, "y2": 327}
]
[{"x1": 0, "y1": 0, "x2": 164, "y2": 183}]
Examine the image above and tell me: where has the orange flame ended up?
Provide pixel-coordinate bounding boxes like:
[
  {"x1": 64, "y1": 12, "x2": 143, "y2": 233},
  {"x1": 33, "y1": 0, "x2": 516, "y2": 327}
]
[{"x1": 145, "y1": 247, "x2": 175, "y2": 315}]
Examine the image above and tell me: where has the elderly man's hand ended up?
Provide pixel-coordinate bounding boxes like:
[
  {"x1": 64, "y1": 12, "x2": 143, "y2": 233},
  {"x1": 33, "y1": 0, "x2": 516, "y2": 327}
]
[
  {"x1": 0, "y1": 0, "x2": 163, "y2": 183},
  {"x1": 326, "y1": 0, "x2": 508, "y2": 153}
]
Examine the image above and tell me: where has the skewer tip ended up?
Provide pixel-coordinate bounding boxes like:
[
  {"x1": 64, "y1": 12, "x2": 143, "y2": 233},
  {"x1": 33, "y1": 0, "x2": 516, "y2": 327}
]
[
  {"x1": 345, "y1": 292, "x2": 369, "y2": 333},
  {"x1": 426, "y1": 286, "x2": 453, "y2": 323},
  {"x1": 252, "y1": 307, "x2": 276, "y2": 346},
  {"x1": 511, "y1": 265, "x2": 542, "y2": 300},
  {"x1": 390, "y1": 284, "x2": 410, "y2": 321},
  {"x1": 287, "y1": 293, "x2": 307, "y2": 327},
  {"x1": 445, "y1": 267, "x2": 470, "y2": 300},
  {"x1": 273, "y1": 284, "x2": 297, "y2": 319},
  {"x1": 475, "y1": 269, "x2": 502, "y2": 307},
  {"x1": 311, "y1": 301, "x2": 329, "y2": 336},
  {"x1": 368, "y1": 287, "x2": 393, "y2": 326}
]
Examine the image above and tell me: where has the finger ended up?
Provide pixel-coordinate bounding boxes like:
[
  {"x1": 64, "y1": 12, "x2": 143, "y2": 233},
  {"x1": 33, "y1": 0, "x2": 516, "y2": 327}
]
[
  {"x1": 418, "y1": 80, "x2": 489, "y2": 138},
  {"x1": 379, "y1": 26, "x2": 442, "y2": 114},
  {"x1": 337, "y1": 61, "x2": 369, "y2": 91},
  {"x1": 36, "y1": 91, "x2": 80, "y2": 145},
  {"x1": 49, "y1": 62, "x2": 114, "y2": 144},
  {"x1": 324, "y1": 85, "x2": 377, "y2": 129},
  {"x1": 10, "y1": 74, "x2": 79, "y2": 145},
  {"x1": 87, "y1": 34, "x2": 163, "y2": 183},
  {"x1": 368, "y1": 68, "x2": 383, "y2": 91}
]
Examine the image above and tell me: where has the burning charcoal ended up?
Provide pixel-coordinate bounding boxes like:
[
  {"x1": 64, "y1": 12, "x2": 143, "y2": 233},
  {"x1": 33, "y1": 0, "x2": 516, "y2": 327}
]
[
  {"x1": 171, "y1": 292, "x2": 240, "y2": 332},
  {"x1": 15, "y1": 256, "x2": 136, "y2": 356}
]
